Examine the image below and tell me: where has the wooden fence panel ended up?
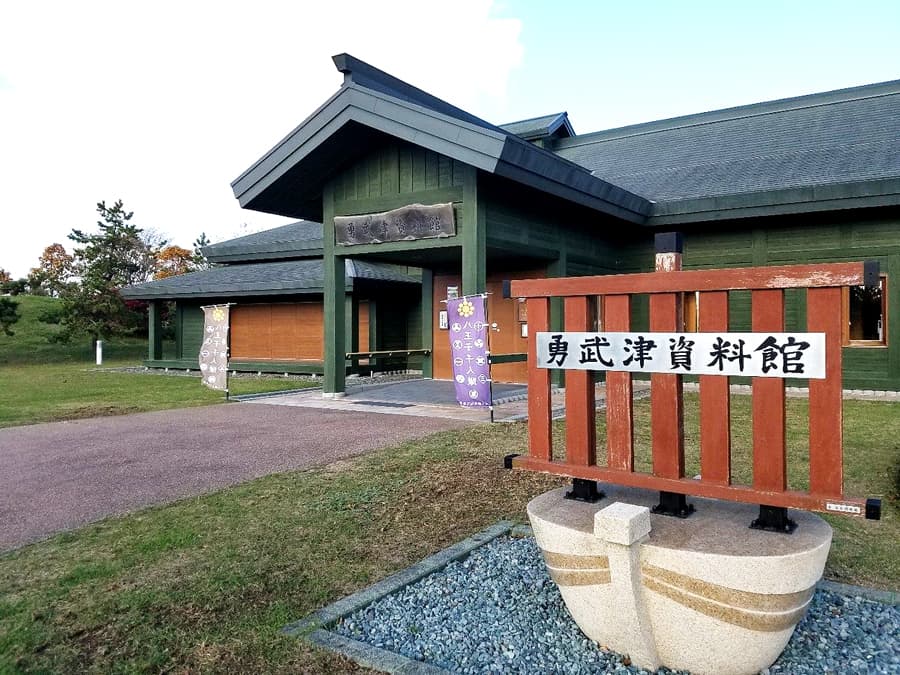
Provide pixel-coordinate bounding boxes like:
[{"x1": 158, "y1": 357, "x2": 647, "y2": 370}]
[
  {"x1": 603, "y1": 295, "x2": 634, "y2": 471},
  {"x1": 807, "y1": 287, "x2": 843, "y2": 496},
  {"x1": 649, "y1": 292, "x2": 684, "y2": 479},
  {"x1": 699, "y1": 291, "x2": 731, "y2": 485},
  {"x1": 751, "y1": 289, "x2": 787, "y2": 492},
  {"x1": 527, "y1": 297, "x2": 552, "y2": 461},
  {"x1": 564, "y1": 296, "x2": 596, "y2": 466}
]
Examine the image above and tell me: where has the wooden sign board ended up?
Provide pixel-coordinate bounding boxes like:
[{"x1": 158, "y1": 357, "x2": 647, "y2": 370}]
[
  {"x1": 335, "y1": 203, "x2": 455, "y2": 245},
  {"x1": 536, "y1": 331, "x2": 826, "y2": 379}
]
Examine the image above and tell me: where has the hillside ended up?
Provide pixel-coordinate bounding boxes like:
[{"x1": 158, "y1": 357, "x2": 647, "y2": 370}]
[{"x1": 0, "y1": 295, "x2": 147, "y2": 365}]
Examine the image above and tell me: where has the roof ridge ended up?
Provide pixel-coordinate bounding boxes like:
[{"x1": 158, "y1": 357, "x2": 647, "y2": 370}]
[
  {"x1": 333, "y1": 53, "x2": 500, "y2": 133},
  {"x1": 499, "y1": 111, "x2": 567, "y2": 127},
  {"x1": 559, "y1": 79, "x2": 900, "y2": 148}
]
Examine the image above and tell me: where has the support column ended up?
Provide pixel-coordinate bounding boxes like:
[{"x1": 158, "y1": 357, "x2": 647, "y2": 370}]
[
  {"x1": 148, "y1": 300, "x2": 163, "y2": 361},
  {"x1": 174, "y1": 303, "x2": 184, "y2": 359},
  {"x1": 462, "y1": 167, "x2": 486, "y2": 296},
  {"x1": 421, "y1": 268, "x2": 434, "y2": 378},
  {"x1": 323, "y1": 184, "x2": 347, "y2": 396},
  {"x1": 347, "y1": 291, "x2": 358, "y2": 375}
]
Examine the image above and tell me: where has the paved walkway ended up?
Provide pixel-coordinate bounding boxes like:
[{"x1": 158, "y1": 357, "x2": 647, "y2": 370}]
[
  {"x1": 244, "y1": 378, "x2": 649, "y2": 422},
  {"x1": 0, "y1": 405, "x2": 470, "y2": 553}
]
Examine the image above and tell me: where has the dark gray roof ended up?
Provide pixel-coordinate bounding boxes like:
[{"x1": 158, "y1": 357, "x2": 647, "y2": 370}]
[
  {"x1": 120, "y1": 259, "x2": 418, "y2": 300},
  {"x1": 202, "y1": 221, "x2": 323, "y2": 263},
  {"x1": 554, "y1": 80, "x2": 900, "y2": 223},
  {"x1": 231, "y1": 54, "x2": 650, "y2": 224},
  {"x1": 500, "y1": 112, "x2": 574, "y2": 140}
]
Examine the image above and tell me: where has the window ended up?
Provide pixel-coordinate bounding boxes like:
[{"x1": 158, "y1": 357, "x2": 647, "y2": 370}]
[
  {"x1": 683, "y1": 292, "x2": 699, "y2": 332},
  {"x1": 843, "y1": 276, "x2": 887, "y2": 346}
]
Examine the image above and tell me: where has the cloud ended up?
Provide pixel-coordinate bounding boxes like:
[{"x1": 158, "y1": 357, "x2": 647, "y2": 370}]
[{"x1": 0, "y1": 0, "x2": 522, "y2": 277}]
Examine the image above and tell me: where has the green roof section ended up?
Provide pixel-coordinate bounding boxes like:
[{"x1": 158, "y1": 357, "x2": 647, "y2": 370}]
[
  {"x1": 231, "y1": 54, "x2": 651, "y2": 224},
  {"x1": 120, "y1": 259, "x2": 419, "y2": 300},
  {"x1": 554, "y1": 79, "x2": 900, "y2": 223},
  {"x1": 231, "y1": 54, "x2": 899, "y2": 228},
  {"x1": 202, "y1": 221, "x2": 323, "y2": 263},
  {"x1": 500, "y1": 112, "x2": 574, "y2": 141}
]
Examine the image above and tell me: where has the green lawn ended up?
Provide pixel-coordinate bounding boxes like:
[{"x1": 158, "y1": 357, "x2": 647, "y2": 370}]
[
  {"x1": 1, "y1": 295, "x2": 897, "y2": 672},
  {"x1": 0, "y1": 296, "x2": 314, "y2": 428},
  {"x1": 0, "y1": 396, "x2": 896, "y2": 673},
  {"x1": 0, "y1": 295, "x2": 151, "y2": 365}
]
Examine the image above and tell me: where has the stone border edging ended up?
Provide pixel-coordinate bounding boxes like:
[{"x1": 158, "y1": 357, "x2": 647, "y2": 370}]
[
  {"x1": 230, "y1": 387, "x2": 321, "y2": 401},
  {"x1": 817, "y1": 579, "x2": 899, "y2": 605},
  {"x1": 284, "y1": 519, "x2": 898, "y2": 673},
  {"x1": 282, "y1": 520, "x2": 515, "y2": 674}
]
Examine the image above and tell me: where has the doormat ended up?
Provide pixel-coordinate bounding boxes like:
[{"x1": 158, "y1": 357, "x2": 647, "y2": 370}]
[
  {"x1": 351, "y1": 400, "x2": 415, "y2": 409},
  {"x1": 282, "y1": 522, "x2": 899, "y2": 674}
]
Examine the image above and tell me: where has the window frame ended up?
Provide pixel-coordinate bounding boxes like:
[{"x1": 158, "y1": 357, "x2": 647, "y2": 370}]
[{"x1": 842, "y1": 274, "x2": 888, "y2": 348}]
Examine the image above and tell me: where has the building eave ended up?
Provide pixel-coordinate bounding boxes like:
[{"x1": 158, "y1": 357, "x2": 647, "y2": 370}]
[{"x1": 646, "y1": 177, "x2": 900, "y2": 226}]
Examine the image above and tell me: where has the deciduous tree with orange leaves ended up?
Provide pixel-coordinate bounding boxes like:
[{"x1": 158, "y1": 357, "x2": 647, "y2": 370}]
[
  {"x1": 29, "y1": 243, "x2": 74, "y2": 296},
  {"x1": 154, "y1": 245, "x2": 196, "y2": 279}
]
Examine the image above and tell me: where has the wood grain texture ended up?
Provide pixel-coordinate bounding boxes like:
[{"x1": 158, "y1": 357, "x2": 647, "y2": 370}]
[
  {"x1": 807, "y1": 287, "x2": 843, "y2": 497},
  {"x1": 527, "y1": 297, "x2": 552, "y2": 461},
  {"x1": 603, "y1": 295, "x2": 634, "y2": 470},
  {"x1": 649, "y1": 291, "x2": 685, "y2": 479},
  {"x1": 513, "y1": 457, "x2": 867, "y2": 517},
  {"x1": 751, "y1": 289, "x2": 787, "y2": 492},
  {"x1": 564, "y1": 296, "x2": 596, "y2": 466},
  {"x1": 509, "y1": 262, "x2": 867, "y2": 298},
  {"x1": 699, "y1": 291, "x2": 731, "y2": 485}
]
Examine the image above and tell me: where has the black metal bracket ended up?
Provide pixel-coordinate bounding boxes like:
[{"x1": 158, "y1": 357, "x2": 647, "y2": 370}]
[
  {"x1": 863, "y1": 260, "x2": 880, "y2": 288},
  {"x1": 503, "y1": 453, "x2": 519, "y2": 470},
  {"x1": 564, "y1": 478, "x2": 604, "y2": 503},
  {"x1": 750, "y1": 505, "x2": 797, "y2": 534},
  {"x1": 651, "y1": 491, "x2": 695, "y2": 518},
  {"x1": 654, "y1": 231, "x2": 684, "y2": 254},
  {"x1": 865, "y1": 498, "x2": 882, "y2": 520}
]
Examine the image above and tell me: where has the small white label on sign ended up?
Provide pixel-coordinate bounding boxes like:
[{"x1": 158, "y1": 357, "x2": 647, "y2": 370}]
[
  {"x1": 825, "y1": 502, "x2": 862, "y2": 514},
  {"x1": 535, "y1": 332, "x2": 826, "y2": 379}
]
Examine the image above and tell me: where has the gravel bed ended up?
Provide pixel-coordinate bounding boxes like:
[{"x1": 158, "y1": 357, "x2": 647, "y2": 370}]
[{"x1": 333, "y1": 536, "x2": 899, "y2": 674}]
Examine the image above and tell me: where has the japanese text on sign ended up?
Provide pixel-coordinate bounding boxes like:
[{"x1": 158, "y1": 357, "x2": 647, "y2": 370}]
[
  {"x1": 536, "y1": 332, "x2": 826, "y2": 379},
  {"x1": 447, "y1": 295, "x2": 492, "y2": 407}
]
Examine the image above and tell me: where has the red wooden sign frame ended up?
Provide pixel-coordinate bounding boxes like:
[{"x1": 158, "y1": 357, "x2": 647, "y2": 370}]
[{"x1": 509, "y1": 261, "x2": 877, "y2": 518}]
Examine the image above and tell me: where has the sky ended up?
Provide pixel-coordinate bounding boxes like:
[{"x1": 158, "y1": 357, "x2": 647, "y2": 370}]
[{"x1": 1, "y1": 0, "x2": 898, "y2": 278}]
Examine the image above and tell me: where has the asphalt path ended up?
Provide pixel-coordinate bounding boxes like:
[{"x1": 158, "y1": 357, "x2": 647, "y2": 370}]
[{"x1": 0, "y1": 404, "x2": 470, "y2": 552}]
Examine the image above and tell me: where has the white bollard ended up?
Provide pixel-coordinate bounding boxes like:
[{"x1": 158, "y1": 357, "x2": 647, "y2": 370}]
[{"x1": 95, "y1": 340, "x2": 103, "y2": 365}]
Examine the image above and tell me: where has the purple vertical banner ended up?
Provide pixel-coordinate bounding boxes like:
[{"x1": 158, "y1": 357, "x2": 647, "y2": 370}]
[{"x1": 447, "y1": 294, "x2": 492, "y2": 407}]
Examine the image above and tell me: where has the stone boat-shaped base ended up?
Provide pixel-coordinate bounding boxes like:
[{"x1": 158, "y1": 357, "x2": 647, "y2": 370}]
[{"x1": 527, "y1": 486, "x2": 832, "y2": 675}]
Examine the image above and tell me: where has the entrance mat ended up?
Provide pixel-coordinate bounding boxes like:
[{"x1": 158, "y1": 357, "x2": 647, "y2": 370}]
[
  {"x1": 282, "y1": 522, "x2": 899, "y2": 674},
  {"x1": 351, "y1": 400, "x2": 415, "y2": 409}
]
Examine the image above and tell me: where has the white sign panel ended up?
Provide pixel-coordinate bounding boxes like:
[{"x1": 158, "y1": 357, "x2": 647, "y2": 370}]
[{"x1": 536, "y1": 332, "x2": 826, "y2": 379}]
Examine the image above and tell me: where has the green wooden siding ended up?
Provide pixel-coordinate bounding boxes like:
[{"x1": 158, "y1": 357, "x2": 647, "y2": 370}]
[
  {"x1": 332, "y1": 141, "x2": 465, "y2": 204},
  {"x1": 482, "y1": 175, "x2": 623, "y2": 274},
  {"x1": 680, "y1": 214, "x2": 900, "y2": 389},
  {"x1": 177, "y1": 303, "x2": 204, "y2": 361}
]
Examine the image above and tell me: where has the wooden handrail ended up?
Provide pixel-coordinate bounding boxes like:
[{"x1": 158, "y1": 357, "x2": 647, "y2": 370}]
[
  {"x1": 489, "y1": 352, "x2": 527, "y2": 364},
  {"x1": 345, "y1": 349, "x2": 431, "y2": 360}
]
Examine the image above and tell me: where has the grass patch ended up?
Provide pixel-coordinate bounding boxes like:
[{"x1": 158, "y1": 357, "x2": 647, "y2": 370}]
[
  {"x1": 0, "y1": 396, "x2": 896, "y2": 672},
  {"x1": 0, "y1": 296, "x2": 151, "y2": 366},
  {"x1": 0, "y1": 362, "x2": 315, "y2": 428},
  {"x1": 0, "y1": 296, "x2": 316, "y2": 427}
]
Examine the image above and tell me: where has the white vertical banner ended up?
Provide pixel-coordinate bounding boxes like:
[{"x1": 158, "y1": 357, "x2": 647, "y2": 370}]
[{"x1": 199, "y1": 304, "x2": 231, "y2": 391}]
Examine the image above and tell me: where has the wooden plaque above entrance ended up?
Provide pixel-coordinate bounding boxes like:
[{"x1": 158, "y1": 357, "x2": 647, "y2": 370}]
[{"x1": 334, "y1": 203, "x2": 455, "y2": 245}]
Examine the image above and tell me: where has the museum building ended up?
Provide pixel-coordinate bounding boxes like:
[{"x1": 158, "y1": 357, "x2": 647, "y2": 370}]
[{"x1": 122, "y1": 54, "x2": 900, "y2": 392}]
